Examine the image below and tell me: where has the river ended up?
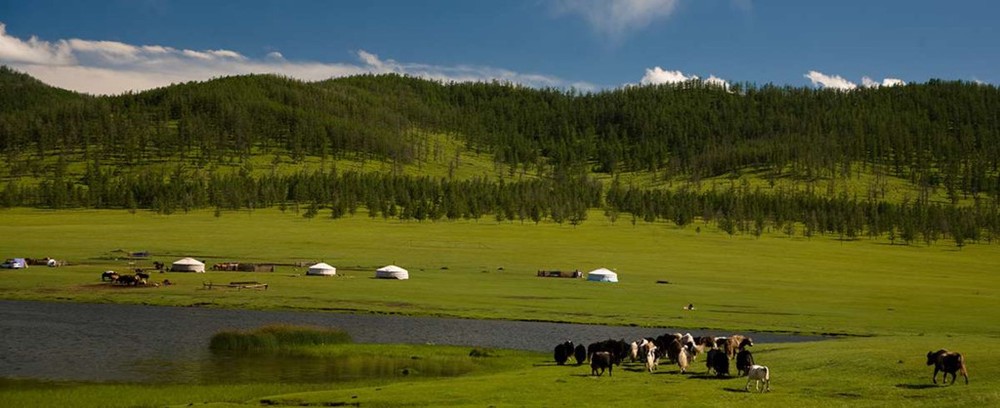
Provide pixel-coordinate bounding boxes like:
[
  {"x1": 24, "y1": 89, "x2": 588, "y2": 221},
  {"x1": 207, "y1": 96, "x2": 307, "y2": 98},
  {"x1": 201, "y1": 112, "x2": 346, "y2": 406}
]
[{"x1": 0, "y1": 300, "x2": 822, "y2": 382}]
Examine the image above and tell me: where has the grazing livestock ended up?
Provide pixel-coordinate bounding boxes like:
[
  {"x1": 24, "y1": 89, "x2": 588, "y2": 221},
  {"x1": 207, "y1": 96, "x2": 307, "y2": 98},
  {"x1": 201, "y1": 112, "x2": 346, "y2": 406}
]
[
  {"x1": 135, "y1": 271, "x2": 150, "y2": 280},
  {"x1": 706, "y1": 349, "x2": 730, "y2": 377},
  {"x1": 745, "y1": 365, "x2": 770, "y2": 392},
  {"x1": 663, "y1": 337, "x2": 695, "y2": 364},
  {"x1": 590, "y1": 352, "x2": 613, "y2": 377},
  {"x1": 573, "y1": 344, "x2": 587, "y2": 365},
  {"x1": 587, "y1": 339, "x2": 629, "y2": 365},
  {"x1": 676, "y1": 347, "x2": 690, "y2": 374},
  {"x1": 114, "y1": 274, "x2": 138, "y2": 285},
  {"x1": 725, "y1": 335, "x2": 754, "y2": 359},
  {"x1": 693, "y1": 336, "x2": 716, "y2": 359},
  {"x1": 678, "y1": 333, "x2": 700, "y2": 361},
  {"x1": 927, "y1": 349, "x2": 969, "y2": 385},
  {"x1": 714, "y1": 336, "x2": 729, "y2": 350},
  {"x1": 553, "y1": 341, "x2": 574, "y2": 365},
  {"x1": 630, "y1": 341, "x2": 639, "y2": 362},
  {"x1": 642, "y1": 343, "x2": 659, "y2": 373},
  {"x1": 736, "y1": 349, "x2": 755, "y2": 376},
  {"x1": 101, "y1": 271, "x2": 119, "y2": 282}
]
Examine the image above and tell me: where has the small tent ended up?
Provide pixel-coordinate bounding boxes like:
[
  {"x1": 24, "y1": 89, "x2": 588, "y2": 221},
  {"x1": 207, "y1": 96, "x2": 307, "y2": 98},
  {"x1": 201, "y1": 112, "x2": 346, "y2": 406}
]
[
  {"x1": 375, "y1": 265, "x2": 409, "y2": 280},
  {"x1": 306, "y1": 262, "x2": 337, "y2": 276},
  {"x1": 171, "y1": 257, "x2": 206, "y2": 273},
  {"x1": 586, "y1": 268, "x2": 618, "y2": 283}
]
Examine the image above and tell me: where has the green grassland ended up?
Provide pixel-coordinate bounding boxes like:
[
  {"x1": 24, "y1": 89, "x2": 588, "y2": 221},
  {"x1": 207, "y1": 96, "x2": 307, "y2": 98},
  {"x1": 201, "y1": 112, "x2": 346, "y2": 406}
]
[
  {"x1": 1, "y1": 208, "x2": 998, "y2": 406},
  {"x1": 0, "y1": 208, "x2": 996, "y2": 336}
]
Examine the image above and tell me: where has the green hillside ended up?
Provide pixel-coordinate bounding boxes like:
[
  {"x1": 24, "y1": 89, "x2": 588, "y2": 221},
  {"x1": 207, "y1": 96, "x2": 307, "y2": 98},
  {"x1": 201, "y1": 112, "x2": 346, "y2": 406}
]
[{"x1": 1, "y1": 67, "x2": 999, "y2": 246}]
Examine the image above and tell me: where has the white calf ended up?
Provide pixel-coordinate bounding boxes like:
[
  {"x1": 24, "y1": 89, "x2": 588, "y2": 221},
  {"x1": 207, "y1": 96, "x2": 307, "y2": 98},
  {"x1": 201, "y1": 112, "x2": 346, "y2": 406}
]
[{"x1": 745, "y1": 365, "x2": 770, "y2": 392}]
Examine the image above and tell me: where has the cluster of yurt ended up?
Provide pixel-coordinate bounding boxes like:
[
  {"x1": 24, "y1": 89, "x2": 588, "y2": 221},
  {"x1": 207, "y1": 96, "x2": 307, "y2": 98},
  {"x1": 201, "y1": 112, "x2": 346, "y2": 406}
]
[
  {"x1": 303, "y1": 263, "x2": 409, "y2": 279},
  {"x1": 586, "y1": 268, "x2": 619, "y2": 283},
  {"x1": 170, "y1": 257, "x2": 205, "y2": 273}
]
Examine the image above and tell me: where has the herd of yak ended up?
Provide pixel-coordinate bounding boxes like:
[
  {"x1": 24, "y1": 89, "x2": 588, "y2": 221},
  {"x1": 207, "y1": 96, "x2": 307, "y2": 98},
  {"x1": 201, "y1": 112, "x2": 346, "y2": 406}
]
[
  {"x1": 554, "y1": 333, "x2": 969, "y2": 391},
  {"x1": 100, "y1": 269, "x2": 172, "y2": 287}
]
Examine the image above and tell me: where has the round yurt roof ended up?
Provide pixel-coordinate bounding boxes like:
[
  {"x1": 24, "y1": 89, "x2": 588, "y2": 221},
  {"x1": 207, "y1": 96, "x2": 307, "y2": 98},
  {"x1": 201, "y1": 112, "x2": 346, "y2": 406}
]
[
  {"x1": 307, "y1": 262, "x2": 337, "y2": 275},
  {"x1": 375, "y1": 265, "x2": 409, "y2": 279},
  {"x1": 587, "y1": 268, "x2": 618, "y2": 282},
  {"x1": 173, "y1": 257, "x2": 204, "y2": 266},
  {"x1": 309, "y1": 262, "x2": 335, "y2": 271}
]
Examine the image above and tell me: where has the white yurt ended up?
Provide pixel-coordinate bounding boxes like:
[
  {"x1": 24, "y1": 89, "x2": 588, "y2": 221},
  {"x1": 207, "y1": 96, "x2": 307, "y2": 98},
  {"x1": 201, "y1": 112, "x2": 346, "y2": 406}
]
[
  {"x1": 171, "y1": 257, "x2": 206, "y2": 273},
  {"x1": 586, "y1": 268, "x2": 618, "y2": 283},
  {"x1": 306, "y1": 262, "x2": 337, "y2": 276},
  {"x1": 375, "y1": 265, "x2": 409, "y2": 280}
]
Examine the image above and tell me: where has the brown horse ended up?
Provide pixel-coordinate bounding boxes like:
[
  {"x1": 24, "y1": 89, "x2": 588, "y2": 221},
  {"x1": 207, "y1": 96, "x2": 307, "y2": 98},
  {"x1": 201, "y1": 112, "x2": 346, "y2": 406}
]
[{"x1": 927, "y1": 349, "x2": 969, "y2": 385}]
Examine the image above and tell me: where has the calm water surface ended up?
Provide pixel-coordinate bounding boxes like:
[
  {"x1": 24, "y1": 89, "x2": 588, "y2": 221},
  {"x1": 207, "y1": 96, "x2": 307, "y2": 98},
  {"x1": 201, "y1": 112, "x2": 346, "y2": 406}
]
[{"x1": 0, "y1": 300, "x2": 823, "y2": 382}]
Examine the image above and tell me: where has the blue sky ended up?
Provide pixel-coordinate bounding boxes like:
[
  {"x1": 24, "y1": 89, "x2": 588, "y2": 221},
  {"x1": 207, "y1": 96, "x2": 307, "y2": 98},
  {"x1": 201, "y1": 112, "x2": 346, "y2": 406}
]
[{"x1": 0, "y1": 0, "x2": 996, "y2": 94}]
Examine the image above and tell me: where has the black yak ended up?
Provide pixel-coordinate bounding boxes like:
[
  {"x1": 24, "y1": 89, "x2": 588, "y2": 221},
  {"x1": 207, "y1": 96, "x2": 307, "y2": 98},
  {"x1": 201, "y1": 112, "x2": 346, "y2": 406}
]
[
  {"x1": 590, "y1": 351, "x2": 613, "y2": 377},
  {"x1": 587, "y1": 339, "x2": 628, "y2": 365},
  {"x1": 736, "y1": 349, "x2": 755, "y2": 376},
  {"x1": 553, "y1": 341, "x2": 573, "y2": 365},
  {"x1": 706, "y1": 348, "x2": 729, "y2": 377},
  {"x1": 573, "y1": 344, "x2": 586, "y2": 365}
]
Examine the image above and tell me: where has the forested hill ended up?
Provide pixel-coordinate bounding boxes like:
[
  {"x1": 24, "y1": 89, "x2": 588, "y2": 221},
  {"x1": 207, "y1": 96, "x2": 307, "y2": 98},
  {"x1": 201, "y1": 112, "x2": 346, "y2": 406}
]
[
  {"x1": 0, "y1": 66, "x2": 83, "y2": 113},
  {"x1": 2, "y1": 67, "x2": 1000, "y2": 245},
  {"x1": 2, "y1": 67, "x2": 999, "y2": 188}
]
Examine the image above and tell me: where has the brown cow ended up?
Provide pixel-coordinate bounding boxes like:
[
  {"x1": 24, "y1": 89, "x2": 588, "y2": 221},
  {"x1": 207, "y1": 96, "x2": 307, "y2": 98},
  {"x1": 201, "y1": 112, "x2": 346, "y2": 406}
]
[
  {"x1": 927, "y1": 349, "x2": 968, "y2": 385},
  {"x1": 725, "y1": 335, "x2": 754, "y2": 359}
]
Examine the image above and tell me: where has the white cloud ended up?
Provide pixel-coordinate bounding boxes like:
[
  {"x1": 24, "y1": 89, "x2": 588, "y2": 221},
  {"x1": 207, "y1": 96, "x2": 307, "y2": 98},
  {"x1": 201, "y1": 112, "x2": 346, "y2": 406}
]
[
  {"x1": 804, "y1": 70, "x2": 857, "y2": 90},
  {"x1": 704, "y1": 74, "x2": 730, "y2": 89},
  {"x1": 207, "y1": 49, "x2": 246, "y2": 60},
  {"x1": 0, "y1": 23, "x2": 588, "y2": 95},
  {"x1": 862, "y1": 76, "x2": 903, "y2": 88},
  {"x1": 0, "y1": 23, "x2": 74, "y2": 65},
  {"x1": 640, "y1": 66, "x2": 696, "y2": 85},
  {"x1": 638, "y1": 67, "x2": 729, "y2": 89},
  {"x1": 881, "y1": 77, "x2": 904, "y2": 87},
  {"x1": 180, "y1": 49, "x2": 213, "y2": 60},
  {"x1": 553, "y1": 0, "x2": 680, "y2": 40}
]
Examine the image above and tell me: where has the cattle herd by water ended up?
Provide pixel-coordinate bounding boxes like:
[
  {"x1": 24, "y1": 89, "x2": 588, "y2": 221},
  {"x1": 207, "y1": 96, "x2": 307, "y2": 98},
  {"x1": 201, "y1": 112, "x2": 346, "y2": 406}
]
[{"x1": 555, "y1": 332, "x2": 969, "y2": 392}]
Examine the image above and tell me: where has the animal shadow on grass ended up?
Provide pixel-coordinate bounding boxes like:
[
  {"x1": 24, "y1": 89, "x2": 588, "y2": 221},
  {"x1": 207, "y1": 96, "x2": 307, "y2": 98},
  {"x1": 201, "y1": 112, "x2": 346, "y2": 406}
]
[
  {"x1": 895, "y1": 383, "x2": 939, "y2": 390},
  {"x1": 687, "y1": 374, "x2": 734, "y2": 381},
  {"x1": 722, "y1": 387, "x2": 747, "y2": 393}
]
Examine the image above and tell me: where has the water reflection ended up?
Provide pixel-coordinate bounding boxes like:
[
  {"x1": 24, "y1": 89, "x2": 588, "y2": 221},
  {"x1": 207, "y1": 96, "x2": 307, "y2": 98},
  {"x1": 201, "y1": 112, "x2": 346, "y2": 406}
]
[{"x1": 132, "y1": 353, "x2": 479, "y2": 384}]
